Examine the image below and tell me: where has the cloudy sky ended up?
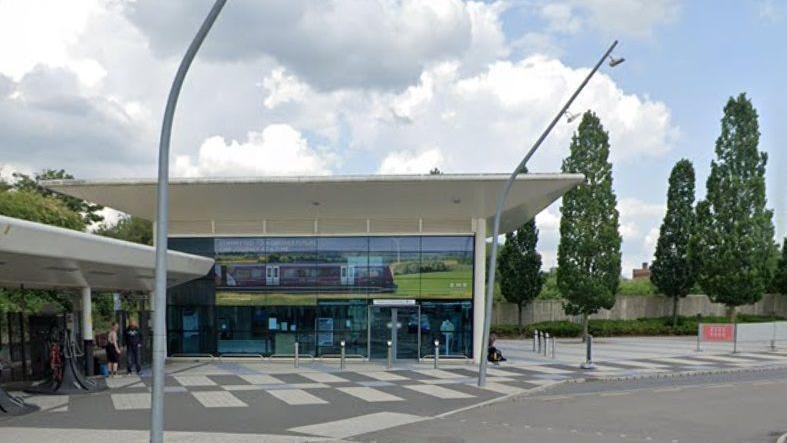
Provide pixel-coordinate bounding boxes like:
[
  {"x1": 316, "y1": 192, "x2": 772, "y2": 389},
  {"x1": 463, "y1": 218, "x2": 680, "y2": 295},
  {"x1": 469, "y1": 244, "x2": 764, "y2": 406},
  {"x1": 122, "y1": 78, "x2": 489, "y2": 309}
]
[{"x1": 0, "y1": 0, "x2": 784, "y2": 276}]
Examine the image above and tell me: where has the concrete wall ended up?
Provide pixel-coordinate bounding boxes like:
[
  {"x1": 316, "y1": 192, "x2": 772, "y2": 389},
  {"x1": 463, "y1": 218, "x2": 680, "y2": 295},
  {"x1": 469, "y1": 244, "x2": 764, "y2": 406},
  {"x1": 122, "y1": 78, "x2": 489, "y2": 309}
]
[{"x1": 492, "y1": 294, "x2": 787, "y2": 326}]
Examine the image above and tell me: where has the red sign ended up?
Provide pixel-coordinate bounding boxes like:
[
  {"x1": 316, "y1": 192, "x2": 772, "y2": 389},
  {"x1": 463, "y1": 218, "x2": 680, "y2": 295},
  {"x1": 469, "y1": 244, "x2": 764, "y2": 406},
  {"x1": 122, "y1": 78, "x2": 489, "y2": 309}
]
[{"x1": 701, "y1": 324, "x2": 735, "y2": 342}]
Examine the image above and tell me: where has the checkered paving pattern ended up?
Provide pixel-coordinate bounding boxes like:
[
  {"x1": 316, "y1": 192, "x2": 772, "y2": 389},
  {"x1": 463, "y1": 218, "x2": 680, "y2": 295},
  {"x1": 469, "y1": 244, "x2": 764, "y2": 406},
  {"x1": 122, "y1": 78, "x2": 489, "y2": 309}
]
[{"x1": 8, "y1": 351, "x2": 787, "y2": 415}]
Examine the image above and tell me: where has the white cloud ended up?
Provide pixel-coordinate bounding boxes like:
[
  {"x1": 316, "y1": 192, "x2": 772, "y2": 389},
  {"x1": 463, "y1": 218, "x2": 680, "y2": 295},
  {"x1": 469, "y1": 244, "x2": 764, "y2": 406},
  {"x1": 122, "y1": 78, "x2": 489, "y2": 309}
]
[
  {"x1": 342, "y1": 55, "x2": 679, "y2": 172},
  {"x1": 378, "y1": 148, "x2": 444, "y2": 174},
  {"x1": 554, "y1": 0, "x2": 682, "y2": 39},
  {"x1": 0, "y1": 0, "x2": 105, "y2": 85},
  {"x1": 535, "y1": 207, "x2": 560, "y2": 232},
  {"x1": 644, "y1": 226, "x2": 660, "y2": 251},
  {"x1": 262, "y1": 68, "x2": 308, "y2": 109},
  {"x1": 173, "y1": 124, "x2": 333, "y2": 178},
  {"x1": 540, "y1": 3, "x2": 582, "y2": 34},
  {"x1": 124, "y1": 0, "x2": 480, "y2": 91},
  {"x1": 758, "y1": 0, "x2": 783, "y2": 22},
  {"x1": 618, "y1": 197, "x2": 665, "y2": 218}
]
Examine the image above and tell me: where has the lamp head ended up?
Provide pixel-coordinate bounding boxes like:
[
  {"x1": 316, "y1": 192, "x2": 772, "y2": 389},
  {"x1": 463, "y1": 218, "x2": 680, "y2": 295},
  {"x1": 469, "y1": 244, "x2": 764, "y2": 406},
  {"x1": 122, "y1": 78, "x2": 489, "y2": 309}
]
[
  {"x1": 608, "y1": 56, "x2": 625, "y2": 67},
  {"x1": 565, "y1": 111, "x2": 580, "y2": 123}
]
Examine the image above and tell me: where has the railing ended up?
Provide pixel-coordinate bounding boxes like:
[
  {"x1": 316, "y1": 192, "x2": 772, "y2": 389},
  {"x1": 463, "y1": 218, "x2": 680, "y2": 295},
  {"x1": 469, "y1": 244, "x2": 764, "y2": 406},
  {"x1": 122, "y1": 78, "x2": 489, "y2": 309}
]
[
  {"x1": 697, "y1": 321, "x2": 787, "y2": 353},
  {"x1": 218, "y1": 353, "x2": 264, "y2": 361},
  {"x1": 169, "y1": 353, "x2": 214, "y2": 361}
]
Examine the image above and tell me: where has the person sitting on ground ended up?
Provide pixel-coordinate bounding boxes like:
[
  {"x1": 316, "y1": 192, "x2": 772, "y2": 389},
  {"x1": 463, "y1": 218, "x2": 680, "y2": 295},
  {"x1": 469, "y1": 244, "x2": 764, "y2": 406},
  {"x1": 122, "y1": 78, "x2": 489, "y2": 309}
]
[{"x1": 487, "y1": 333, "x2": 507, "y2": 365}]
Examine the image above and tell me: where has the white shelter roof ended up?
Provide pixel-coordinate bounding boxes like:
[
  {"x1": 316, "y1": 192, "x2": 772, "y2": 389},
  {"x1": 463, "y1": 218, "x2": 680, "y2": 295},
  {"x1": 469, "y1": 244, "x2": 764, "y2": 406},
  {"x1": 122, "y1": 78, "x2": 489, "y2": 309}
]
[
  {"x1": 45, "y1": 173, "x2": 583, "y2": 235},
  {"x1": 0, "y1": 215, "x2": 214, "y2": 291}
]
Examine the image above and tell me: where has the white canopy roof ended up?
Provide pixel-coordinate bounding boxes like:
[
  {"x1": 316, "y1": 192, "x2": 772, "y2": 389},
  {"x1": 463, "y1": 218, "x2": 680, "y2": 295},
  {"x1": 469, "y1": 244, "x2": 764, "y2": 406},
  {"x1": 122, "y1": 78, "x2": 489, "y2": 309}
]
[
  {"x1": 0, "y1": 215, "x2": 214, "y2": 291},
  {"x1": 45, "y1": 173, "x2": 583, "y2": 236}
]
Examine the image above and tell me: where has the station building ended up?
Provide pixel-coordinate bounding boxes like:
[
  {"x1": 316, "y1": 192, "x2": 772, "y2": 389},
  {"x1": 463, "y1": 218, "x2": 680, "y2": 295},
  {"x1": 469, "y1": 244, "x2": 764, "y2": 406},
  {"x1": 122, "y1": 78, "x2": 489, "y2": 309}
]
[{"x1": 48, "y1": 173, "x2": 582, "y2": 363}]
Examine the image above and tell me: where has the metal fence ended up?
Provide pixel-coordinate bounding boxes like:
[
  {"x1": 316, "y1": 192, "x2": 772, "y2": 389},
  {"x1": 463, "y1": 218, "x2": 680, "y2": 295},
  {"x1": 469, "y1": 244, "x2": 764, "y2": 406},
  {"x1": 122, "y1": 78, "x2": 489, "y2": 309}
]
[{"x1": 697, "y1": 321, "x2": 787, "y2": 353}]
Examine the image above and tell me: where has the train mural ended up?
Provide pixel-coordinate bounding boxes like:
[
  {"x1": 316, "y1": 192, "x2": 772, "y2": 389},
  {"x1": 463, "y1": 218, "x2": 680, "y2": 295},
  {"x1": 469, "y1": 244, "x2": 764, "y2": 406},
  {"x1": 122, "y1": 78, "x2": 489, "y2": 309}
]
[{"x1": 214, "y1": 262, "x2": 398, "y2": 292}]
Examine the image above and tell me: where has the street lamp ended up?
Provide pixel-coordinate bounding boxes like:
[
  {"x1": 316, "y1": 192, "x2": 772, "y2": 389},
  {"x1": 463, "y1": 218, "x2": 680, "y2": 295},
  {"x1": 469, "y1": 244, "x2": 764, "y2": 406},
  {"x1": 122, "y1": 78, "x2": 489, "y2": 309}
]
[
  {"x1": 608, "y1": 55, "x2": 626, "y2": 67},
  {"x1": 150, "y1": 1, "x2": 226, "y2": 442},
  {"x1": 565, "y1": 110, "x2": 581, "y2": 123},
  {"x1": 477, "y1": 40, "x2": 624, "y2": 387}
]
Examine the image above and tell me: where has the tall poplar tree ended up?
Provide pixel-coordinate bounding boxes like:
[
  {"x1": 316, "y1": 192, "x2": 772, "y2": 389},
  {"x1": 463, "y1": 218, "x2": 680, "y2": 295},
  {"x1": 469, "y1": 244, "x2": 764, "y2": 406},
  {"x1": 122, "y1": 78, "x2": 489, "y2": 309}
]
[
  {"x1": 651, "y1": 159, "x2": 696, "y2": 327},
  {"x1": 557, "y1": 111, "x2": 621, "y2": 340},
  {"x1": 690, "y1": 94, "x2": 777, "y2": 320},
  {"x1": 498, "y1": 219, "x2": 544, "y2": 328},
  {"x1": 774, "y1": 239, "x2": 787, "y2": 295}
]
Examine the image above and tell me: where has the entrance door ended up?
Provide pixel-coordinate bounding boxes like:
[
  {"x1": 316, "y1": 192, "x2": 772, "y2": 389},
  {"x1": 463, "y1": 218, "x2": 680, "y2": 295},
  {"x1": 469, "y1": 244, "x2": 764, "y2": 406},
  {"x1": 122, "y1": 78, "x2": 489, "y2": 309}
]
[
  {"x1": 368, "y1": 305, "x2": 420, "y2": 360},
  {"x1": 266, "y1": 265, "x2": 280, "y2": 286}
]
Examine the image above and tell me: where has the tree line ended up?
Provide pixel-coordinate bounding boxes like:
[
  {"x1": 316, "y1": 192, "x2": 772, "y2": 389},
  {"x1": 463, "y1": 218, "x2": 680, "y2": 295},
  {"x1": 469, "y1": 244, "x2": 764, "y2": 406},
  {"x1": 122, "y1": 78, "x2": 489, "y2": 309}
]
[
  {"x1": 498, "y1": 93, "x2": 786, "y2": 339},
  {"x1": 0, "y1": 169, "x2": 152, "y2": 325}
]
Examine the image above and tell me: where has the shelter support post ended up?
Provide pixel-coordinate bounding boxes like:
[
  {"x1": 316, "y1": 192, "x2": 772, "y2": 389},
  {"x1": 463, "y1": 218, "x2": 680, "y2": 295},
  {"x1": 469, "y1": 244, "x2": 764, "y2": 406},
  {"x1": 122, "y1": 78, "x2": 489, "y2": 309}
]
[
  {"x1": 472, "y1": 218, "x2": 486, "y2": 364},
  {"x1": 81, "y1": 287, "x2": 94, "y2": 376}
]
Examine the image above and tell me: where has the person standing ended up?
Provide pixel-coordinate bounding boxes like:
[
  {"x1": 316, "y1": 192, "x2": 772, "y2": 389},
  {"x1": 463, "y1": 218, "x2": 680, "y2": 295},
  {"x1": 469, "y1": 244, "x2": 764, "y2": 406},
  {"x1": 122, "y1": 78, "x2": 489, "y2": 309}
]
[
  {"x1": 125, "y1": 320, "x2": 142, "y2": 375},
  {"x1": 106, "y1": 323, "x2": 121, "y2": 377}
]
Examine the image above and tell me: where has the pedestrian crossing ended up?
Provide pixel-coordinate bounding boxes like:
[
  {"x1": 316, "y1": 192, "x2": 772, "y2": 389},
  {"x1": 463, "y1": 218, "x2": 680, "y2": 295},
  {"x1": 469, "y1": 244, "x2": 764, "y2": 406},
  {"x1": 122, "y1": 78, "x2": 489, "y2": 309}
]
[
  {"x1": 266, "y1": 389, "x2": 328, "y2": 405},
  {"x1": 15, "y1": 351, "x2": 787, "y2": 415}
]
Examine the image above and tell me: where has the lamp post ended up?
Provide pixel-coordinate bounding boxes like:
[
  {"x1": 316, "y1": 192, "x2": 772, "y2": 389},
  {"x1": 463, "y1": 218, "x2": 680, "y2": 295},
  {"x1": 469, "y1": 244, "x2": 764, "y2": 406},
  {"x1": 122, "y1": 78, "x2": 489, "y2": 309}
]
[
  {"x1": 150, "y1": 1, "x2": 226, "y2": 442},
  {"x1": 477, "y1": 40, "x2": 623, "y2": 387}
]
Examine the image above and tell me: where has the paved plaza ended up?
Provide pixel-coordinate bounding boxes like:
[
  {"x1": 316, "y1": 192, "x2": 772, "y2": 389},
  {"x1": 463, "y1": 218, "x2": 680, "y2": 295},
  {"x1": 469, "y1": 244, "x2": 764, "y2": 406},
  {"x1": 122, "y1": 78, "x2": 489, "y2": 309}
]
[{"x1": 2, "y1": 338, "x2": 787, "y2": 442}]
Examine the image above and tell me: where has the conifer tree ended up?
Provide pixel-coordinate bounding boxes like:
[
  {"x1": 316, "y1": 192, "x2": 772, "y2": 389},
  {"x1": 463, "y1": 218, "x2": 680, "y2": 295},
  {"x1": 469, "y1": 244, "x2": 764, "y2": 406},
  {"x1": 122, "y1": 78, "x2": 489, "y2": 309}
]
[
  {"x1": 557, "y1": 111, "x2": 621, "y2": 340},
  {"x1": 690, "y1": 94, "x2": 777, "y2": 320},
  {"x1": 651, "y1": 159, "x2": 696, "y2": 327},
  {"x1": 499, "y1": 219, "x2": 545, "y2": 328}
]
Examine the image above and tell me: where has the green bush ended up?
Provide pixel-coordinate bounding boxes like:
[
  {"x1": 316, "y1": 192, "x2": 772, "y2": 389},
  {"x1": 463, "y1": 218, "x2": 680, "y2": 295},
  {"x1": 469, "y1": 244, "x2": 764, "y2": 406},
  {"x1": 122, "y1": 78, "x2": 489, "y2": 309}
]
[{"x1": 491, "y1": 314, "x2": 785, "y2": 339}]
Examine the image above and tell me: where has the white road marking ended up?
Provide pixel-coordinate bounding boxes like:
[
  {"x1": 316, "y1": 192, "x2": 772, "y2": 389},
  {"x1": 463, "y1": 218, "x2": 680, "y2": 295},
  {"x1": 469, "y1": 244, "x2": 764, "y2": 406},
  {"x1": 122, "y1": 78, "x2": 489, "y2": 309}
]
[
  {"x1": 266, "y1": 389, "x2": 328, "y2": 405},
  {"x1": 692, "y1": 355, "x2": 755, "y2": 364},
  {"x1": 412, "y1": 369, "x2": 465, "y2": 379},
  {"x1": 609, "y1": 360, "x2": 669, "y2": 369},
  {"x1": 222, "y1": 385, "x2": 265, "y2": 391},
  {"x1": 191, "y1": 391, "x2": 247, "y2": 408},
  {"x1": 516, "y1": 365, "x2": 573, "y2": 375},
  {"x1": 111, "y1": 393, "x2": 150, "y2": 410},
  {"x1": 289, "y1": 412, "x2": 424, "y2": 439},
  {"x1": 737, "y1": 353, "x2": 787, "y2": 361},
  {"x1": 404, "y1": 384, "x2": 474, "y2": 399},
  {"x1": 485, "y1": 368, "x2": 522, "y2": 377},
  {"x1": 362, "y1": 371, "x2": 409, "y2": 381},
  {"x1": 299, "y1": 372, "x2": 348, "y2": 384},
  {"x1": 174, "y1": 375, "x2": 216, "y2": 386},
  {"x1": 239, "y1": 374, "x2": 283, "y2": 385},
  {"x1": 336, "y1": 387, "x2": 404, "y2": 402},
  {"x1": 106, "y1": 375, "x2": 142, "y2": 389},
  {"x1": 585, "y1": 364, "x2": 630, "y2": 373},
  {"x1": 20, "y1": 394, "x2": 68, "y2": 411},
  {"x1": 0, "y1": 427, "x2": 335, "y2": 442},
  {"x1": 523, "y1": 379, "x2": 560, "y2": 386},
  {"x1": 651, "y1": 357, "x2": 710, "y2": 366},
  {"x1": 477, "y1": 382, "x2": 523, "y2": 395}
]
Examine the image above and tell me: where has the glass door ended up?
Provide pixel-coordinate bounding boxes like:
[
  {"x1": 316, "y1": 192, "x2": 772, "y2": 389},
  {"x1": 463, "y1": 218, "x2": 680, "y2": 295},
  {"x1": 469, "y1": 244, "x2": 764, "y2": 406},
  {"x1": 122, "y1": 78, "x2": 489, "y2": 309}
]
[
  {"x1": 396, "y1": 306, "x2": 420, "y2": 359},
  {"x1": 367, "y1": 305, "x2": 421, "y2": 360},
  {"x1": 368, "y1": 306, "x2": 391, "y2": 359}
]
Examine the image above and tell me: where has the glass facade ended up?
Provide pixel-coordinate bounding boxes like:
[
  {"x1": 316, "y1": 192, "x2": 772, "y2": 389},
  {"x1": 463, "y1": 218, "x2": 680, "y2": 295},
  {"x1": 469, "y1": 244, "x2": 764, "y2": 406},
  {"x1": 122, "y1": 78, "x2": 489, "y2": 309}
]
[{"x1": 167, "y1": 235, "x2": 474, "y2": 359}]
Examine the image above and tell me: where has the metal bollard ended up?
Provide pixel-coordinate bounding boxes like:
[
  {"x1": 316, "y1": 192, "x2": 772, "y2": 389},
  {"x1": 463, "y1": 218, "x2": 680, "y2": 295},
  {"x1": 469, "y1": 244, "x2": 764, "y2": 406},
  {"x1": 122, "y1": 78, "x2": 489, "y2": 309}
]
[
  {"x1": 771, "y1": 321, "x2": 778, "y2": 351},
  {"x1": 537, "y1": 331, "x2": 542, "y2": 354},
  {"x1": 551, "y1": 335, "x2": 556, "y2": 359},
  {"x1": 733, "y1": 324, "x2": 738, "y2": 354},
  {"x1": 294, "y1": 342, "x2": 300, "y2": 369},
  {"x1": 434, "y1": 339, "x2": 440, "y2": 369},
  {"x1": 543, "y1": 333, "x2": 550, "y2": 356},
  {"x1": 340, "y1": 340, "x2": 346, "y2": 370},
  {"x1": 580, "y1": 334, "x2": 594, "y2": 369},
  {"x1": 387, "y1": 340, "x2": 393, "y2": 369},
  {"x1": 533, "y1": 329, "x2": 538, "y2": 352}
]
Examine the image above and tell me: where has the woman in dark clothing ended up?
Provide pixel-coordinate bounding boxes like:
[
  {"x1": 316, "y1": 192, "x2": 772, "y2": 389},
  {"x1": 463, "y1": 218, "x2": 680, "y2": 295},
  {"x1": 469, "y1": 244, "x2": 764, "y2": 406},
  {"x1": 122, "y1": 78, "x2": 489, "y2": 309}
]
[
  {"x1": 106, "y1": 323, "x2": 121, "y2": 377},
  {"x1": 487, "y1": 333, "x2": 507, "y2": 365}
]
